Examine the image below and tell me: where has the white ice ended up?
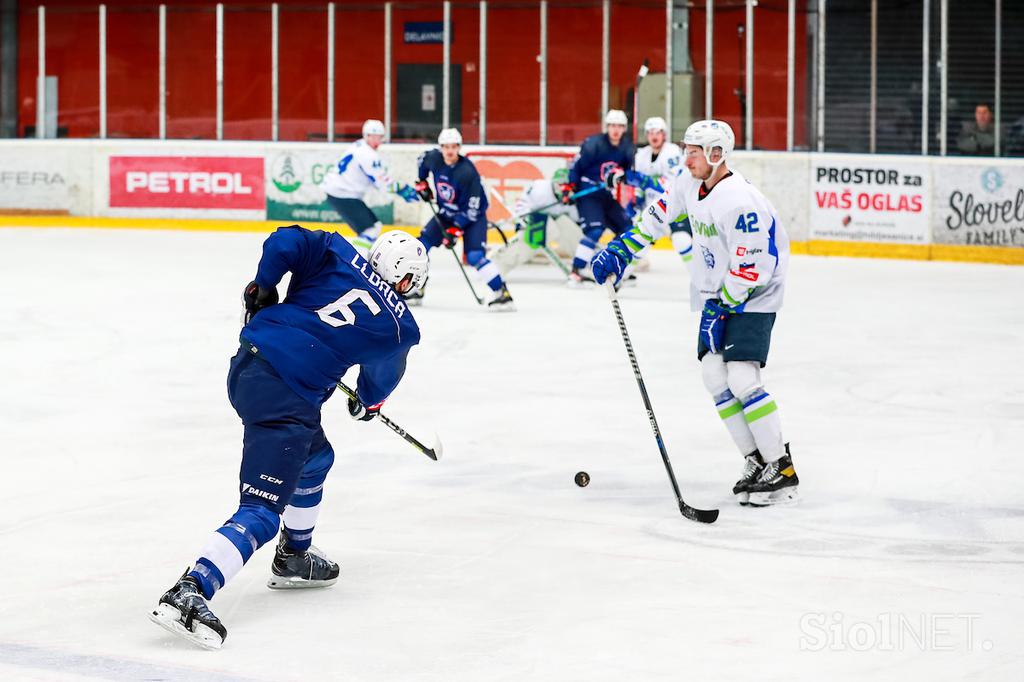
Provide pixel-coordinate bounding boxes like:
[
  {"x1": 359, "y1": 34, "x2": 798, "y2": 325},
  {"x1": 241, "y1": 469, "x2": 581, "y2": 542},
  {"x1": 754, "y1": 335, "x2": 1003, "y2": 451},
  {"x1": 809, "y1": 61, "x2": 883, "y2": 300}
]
[{"x1": 0, "y1": 227, "x2": 1022, "y2": 682}]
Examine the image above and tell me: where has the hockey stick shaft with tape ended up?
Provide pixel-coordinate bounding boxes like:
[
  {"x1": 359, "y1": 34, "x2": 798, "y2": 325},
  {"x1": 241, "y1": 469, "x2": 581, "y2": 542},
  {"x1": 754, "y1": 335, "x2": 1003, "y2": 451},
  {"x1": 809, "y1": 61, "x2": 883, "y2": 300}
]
[{"x1": 337, "y1": 381, "x2": 442, "y2": 461}]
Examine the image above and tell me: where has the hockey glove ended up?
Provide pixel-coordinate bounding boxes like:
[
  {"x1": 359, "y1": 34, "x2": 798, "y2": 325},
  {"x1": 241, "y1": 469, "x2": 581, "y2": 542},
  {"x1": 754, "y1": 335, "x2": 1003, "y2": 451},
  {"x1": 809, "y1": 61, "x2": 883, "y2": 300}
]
[
  {"x1": 414, "y1": 180, "x2": 433, "y2": 202},
  {"x1": 242, "y1": 280, "x2": 279, "y2": 324},
  {"x1": 625, "y1": 169, "x2": 663, "y2": 193},
  {"x1": 347, "y1": 394, "x2": 382, "y2": 422},
  {"x1": 699, "y1": 299, "x2": 731, "y2": 354},
  {"x1": 559, "y1": 182, "x2": 576, "y2": 205},
  {"x1": 441, "y1": 226, "x2": 462, "y2": 249},
  {"x1": 590, "y1": 242, "x2": 630, "y2": 286},
  {"x1": 394, "y1": 183, "x2": 419, "y2": 203},
  {"x1": 604, "y1": 166, "x2": 626, "y2": 190}
]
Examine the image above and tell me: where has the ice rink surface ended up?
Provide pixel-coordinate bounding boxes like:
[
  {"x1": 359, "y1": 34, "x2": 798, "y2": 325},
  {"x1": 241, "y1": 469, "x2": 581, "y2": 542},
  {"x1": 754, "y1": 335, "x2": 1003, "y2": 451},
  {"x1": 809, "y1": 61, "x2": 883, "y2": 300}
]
[{"x1": 1, "y1": 227, "x2": 1022, "y2": 682}]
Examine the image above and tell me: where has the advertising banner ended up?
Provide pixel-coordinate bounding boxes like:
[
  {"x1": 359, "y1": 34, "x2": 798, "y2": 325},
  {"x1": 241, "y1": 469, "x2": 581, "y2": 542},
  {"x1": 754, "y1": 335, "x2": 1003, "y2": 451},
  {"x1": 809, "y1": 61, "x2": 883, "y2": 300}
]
[
  {"x1": 465, "y1": 149, "x2": 576, "y2": 223},
  {"x1": 933, "y1": 164, "x2": 1024, "y2": 248},
  {"x1": 809, "y1": 157, "x2": 930, "y2": 244},
  {"x1": 0, "y1": 149, "x2": 73, "y2": 212},
  {"x1": 265, "y1": 149, "x2": 393, "y2": 225},
  {"x1": 109, "y1": 156, "x2": 264, "y2": 210}
]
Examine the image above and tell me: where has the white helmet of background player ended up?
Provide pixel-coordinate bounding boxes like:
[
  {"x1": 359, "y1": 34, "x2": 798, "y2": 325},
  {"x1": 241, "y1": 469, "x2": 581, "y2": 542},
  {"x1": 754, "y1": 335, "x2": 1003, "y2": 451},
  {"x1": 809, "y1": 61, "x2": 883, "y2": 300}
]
[
  {"x1": 369, "y1": 231, "x2": 430, "y2": 294},
  {"x1": 362, "y1": 119, "x2": 386, "y2": 139},
  {"x1": 438, "y1": 127, "x2": 463, "y2": 146},
  {"x1": 604, "y1": 109, "x2": 628, "y2": 128},
  {"x1": 644, "y1": 116, "x2": 668, "y2": 134},
  {"x1": 683, "y1": 119, "x2": 735, "y2": 169}
]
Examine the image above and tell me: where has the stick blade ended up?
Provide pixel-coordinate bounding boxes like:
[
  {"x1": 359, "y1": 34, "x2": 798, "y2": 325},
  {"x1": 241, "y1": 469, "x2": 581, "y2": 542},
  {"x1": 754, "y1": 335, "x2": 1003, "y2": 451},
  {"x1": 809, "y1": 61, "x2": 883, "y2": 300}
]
[
  {"x1": 680, "y1": 502, "x2": 719, "y2": 524},
  {"x1": 427, "y1": 433, "x2": 443, "y2": 461}
]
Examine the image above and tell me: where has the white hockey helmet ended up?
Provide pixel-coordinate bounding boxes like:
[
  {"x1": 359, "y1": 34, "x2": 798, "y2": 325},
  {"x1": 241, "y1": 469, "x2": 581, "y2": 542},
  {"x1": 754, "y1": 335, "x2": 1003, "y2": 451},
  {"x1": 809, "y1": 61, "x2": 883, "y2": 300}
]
[
  {"x1": 644, "y1": 116, "x2": 668, "y2": 133},
  {"x1": 604, "y1": 109, "x2": 628, "y2": 127},
  {"x1": 362, "y1": 119, "x2": 386, "y2": 138},
  {"x1": 683, "y1": 119, "x2": 735, "y2": 169},
  {"x1": 368, "y1": 231, "x2": 430, "y2": 294},
  {"x1": 438, "y1": 127, "x2": 463, "y2": 146}
]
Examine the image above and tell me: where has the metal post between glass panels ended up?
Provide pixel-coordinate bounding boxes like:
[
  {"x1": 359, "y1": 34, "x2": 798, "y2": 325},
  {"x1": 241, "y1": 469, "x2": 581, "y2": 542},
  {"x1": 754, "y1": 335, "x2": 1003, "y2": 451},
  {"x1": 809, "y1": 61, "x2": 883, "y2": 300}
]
[
  {"x1": 157, "y1": 4, "x2": 165, "y2": 140},
  {"x1": 216, "y1": 3, "x2": 223, "y2": 141},
  {"x1": 328, "y1": 2, "x2": 335, "y2": 142},
  {"x1": 665, "y1": 0, "x2": 672, "y2": 140},
  {"x1": 786, "y1": 0, "x2": 794, "y2": 150},
  {"x1": 705, "y1": 0, "x2": 712, "y2": 118},
  {"x1": 922, "y1": 0, "x2": 929, "y2": 155},
  {"x1": 539, "y1": 0, "x2": 547, "y2": 146},
  {"x1": 940, "y1": 0, "x2": 947, "y2": 156},
  {"x1": 816, "y1": 0, "x2": 825, "y2": 152},
  {"x1": 601, "y1": 0, "x2": 609, "y2": 122},
  {"x1": 995, "y1": 0, "x2": 1001, "y2": 156},
  {"x1": 99, "y1": 4, "x2": 106, "y2": 139},
  {"x1": 272, "y1": 3, "x2": 279, "y2": 142},
  {"x1": 869, "y1": 0, "x2": 876, "y2": 153},
  {"x1": 745, "y1": 0, "x2": 753, "y2": 149},
  {"x1": 442, "y1": 1, "x2": 450, "y2": 131},
  {"x1": 36, "y1": 5, "x2": 44, "y2": 139},
  {"x1": 383, "y1": 2, "x2": 391, "y2": 142},
  {"x1": 479, "y1": 0, "x2": 486, "y2": 144},
  {"x1": 159, "y1": 5, "x2": 166, "y2": 139}
]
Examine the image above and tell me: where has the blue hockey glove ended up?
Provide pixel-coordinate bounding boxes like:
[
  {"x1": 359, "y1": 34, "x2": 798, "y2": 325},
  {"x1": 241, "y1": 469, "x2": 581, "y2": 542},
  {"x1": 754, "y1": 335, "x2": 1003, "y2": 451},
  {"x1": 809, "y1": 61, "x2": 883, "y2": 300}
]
[
  {"x1": 347, "y1": 394, "x2": 382, "y2": 422},
  {"x1": 699, "y1": 299, "x2": 731, "y2": 354},
  {"x1": 394, "y1": 184, "x2": 419, "y2": 203},
  {"x1": 625, "y1": 169, "x2": 664, "y2": 193},
  {"x1": 242, "y1": 280, "x2": 279, "y2": 324},
  {"x1": 590, "y1": 242, "x2": 629, "y2": 286}
]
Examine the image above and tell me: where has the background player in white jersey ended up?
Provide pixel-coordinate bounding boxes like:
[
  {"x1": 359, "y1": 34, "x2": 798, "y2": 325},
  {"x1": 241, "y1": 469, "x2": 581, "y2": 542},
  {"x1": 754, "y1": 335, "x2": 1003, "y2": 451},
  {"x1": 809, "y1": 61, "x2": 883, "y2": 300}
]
[
  {"x1": 591, "y1": 120, "x2": 799, "y2": 506},
  {"x1": 491, "y1": 168, "x2": 583, "y2": 274},
  {"x1": 321, "y1": 119, "x2": 419, "y2": 253},
  {"x1": 632, "y1": 116, "x2": 693, "y2": 266}
]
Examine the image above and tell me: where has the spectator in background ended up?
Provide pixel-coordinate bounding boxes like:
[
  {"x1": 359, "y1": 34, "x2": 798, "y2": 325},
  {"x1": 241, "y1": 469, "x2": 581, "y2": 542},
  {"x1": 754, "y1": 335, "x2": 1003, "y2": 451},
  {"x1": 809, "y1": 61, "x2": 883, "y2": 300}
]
[{"x1": 957, "y1": 103, "x2": 997, "y2": 156}]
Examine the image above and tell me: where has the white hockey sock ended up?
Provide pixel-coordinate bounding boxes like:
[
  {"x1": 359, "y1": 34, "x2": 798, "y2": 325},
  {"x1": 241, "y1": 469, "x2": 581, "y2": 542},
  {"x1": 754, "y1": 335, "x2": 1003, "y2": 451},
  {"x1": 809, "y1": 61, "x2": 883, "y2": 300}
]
[
  {"x1": 714, "y1": 390, "x2": 758, "y2": 456},
  {"x1": 741, "y1": 391, "x2": 785, "y2": 462}
]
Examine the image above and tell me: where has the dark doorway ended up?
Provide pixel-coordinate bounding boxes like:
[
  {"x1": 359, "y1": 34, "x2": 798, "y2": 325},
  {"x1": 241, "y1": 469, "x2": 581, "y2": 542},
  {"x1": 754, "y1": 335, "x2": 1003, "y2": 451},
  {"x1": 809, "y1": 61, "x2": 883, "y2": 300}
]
[{"x1": 395, "y1": 63, "x2": 461, "y2": 142}]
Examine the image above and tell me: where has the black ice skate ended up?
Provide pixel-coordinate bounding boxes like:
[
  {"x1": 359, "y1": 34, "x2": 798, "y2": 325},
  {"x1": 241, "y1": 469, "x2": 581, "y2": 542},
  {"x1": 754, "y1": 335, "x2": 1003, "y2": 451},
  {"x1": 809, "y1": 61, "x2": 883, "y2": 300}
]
[
  {"x1": 746, "y1": 446, "x2": 799, "y2": 506},
  {"x1": 487, "y1": 286, "x2": 516, "y2": 312},
  {"x1": 732, "y1": 449, "x2": 765, "y2": 505},
  {"x1": 149, "y1": 571, "x2": 227, "y2": 650},
  {"x1": 267, "y1": 531, "x2": 340, "y2": 589}
]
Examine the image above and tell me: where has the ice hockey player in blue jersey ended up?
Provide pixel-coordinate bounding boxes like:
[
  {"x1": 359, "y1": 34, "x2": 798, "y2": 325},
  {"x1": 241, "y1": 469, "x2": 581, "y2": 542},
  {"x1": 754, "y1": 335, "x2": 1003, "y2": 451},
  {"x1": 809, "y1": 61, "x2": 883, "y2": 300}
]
[
  {"x1": 149, "y1": 226, "x2": 429, "y2": 650},
  {"x1": 560, "y1": 109, "x2": 636, "y2": 285},
  {"x1": 411, "y1": 127, "x2": 515, "y2": 311}
]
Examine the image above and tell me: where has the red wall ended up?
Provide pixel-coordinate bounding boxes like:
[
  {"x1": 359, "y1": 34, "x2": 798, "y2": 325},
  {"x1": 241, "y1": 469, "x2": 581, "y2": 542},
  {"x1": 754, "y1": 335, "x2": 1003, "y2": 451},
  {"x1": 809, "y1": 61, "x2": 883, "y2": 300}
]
[{"x1": 16, "y1": 0, "x2": 808, "y2": 150}]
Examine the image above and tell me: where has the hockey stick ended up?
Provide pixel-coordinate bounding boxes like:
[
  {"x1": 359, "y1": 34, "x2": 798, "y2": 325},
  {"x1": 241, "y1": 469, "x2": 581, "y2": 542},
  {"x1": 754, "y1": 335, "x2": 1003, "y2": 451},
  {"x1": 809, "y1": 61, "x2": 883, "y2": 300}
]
[
  {"x1": 604, "y1": 282, "x2": 719, "y2": 523},
  {"x1": 337, "y1": 381, "x2": 442, "y2": 461},
  {"x1": 632, "y1": 58, "x2": 650, "y2": 145},
  {"x1": 425, "y1": 199, "x2": 485, "y2": 306}
]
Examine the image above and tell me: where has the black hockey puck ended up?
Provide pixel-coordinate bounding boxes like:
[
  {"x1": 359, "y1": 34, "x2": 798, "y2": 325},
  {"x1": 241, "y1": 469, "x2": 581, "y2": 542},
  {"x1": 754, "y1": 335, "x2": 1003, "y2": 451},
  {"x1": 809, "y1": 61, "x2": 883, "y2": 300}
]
[{"x1": 574, "y1": 471, "x2": 590, "y2": 487}]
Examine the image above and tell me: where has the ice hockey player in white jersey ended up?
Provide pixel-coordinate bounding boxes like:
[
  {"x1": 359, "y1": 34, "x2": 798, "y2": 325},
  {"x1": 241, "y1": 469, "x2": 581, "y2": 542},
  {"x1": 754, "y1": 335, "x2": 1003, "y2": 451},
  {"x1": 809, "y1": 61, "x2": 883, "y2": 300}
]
[
  {"x1": 491, "y1": 167, "x2": 583, "y2": 274},
  {"x1": 321, "y1": 119, "x2": 419, "y2": 253},
  {"x1": 633, "y1": 116, "x2": 693, "y2": 265},
  {"x1": 591, "y1": 120, "x2": 799, "y2": 506}
]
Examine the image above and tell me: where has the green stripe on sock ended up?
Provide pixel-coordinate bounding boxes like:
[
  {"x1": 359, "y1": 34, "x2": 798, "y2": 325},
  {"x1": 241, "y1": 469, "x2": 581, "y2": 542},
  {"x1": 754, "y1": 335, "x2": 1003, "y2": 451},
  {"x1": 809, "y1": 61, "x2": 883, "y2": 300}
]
[
  {"x1": 744, "y1": 401, "x2": 778, "y2": 423},
  {"x1": 718, "y1": 402, "x2": 743, "y2": 420}
]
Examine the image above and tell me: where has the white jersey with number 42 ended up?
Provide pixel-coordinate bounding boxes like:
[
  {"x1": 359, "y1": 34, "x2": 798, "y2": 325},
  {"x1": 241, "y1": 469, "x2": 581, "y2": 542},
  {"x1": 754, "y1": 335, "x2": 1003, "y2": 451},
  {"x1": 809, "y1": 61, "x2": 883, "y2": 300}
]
[{"x1": 641, "y1": 169, "x2": 789, "y2": 313}]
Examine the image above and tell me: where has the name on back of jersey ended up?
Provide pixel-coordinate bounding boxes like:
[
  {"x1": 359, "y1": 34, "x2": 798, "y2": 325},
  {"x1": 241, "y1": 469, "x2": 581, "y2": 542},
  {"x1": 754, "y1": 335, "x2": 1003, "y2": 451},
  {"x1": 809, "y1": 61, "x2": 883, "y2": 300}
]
[{"x1": 351, "y1": 254, "x2": 408, "y2": 319}]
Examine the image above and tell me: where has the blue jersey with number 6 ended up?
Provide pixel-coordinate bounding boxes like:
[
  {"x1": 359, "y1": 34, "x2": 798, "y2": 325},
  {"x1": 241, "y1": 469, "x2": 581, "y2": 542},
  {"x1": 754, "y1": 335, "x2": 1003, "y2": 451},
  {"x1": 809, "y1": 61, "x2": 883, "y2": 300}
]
[{"x1": 241, "y1": 226, "x2": 421, "y2": 407}]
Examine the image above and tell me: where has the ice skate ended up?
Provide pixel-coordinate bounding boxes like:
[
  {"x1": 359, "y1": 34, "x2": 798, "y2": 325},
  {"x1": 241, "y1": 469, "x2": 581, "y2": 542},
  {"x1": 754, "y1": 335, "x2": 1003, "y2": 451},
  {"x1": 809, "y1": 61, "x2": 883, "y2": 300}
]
[
  {"x1": 267, "y1": 531, "x2": 340, "y2": 589},
  {"x1": 149, "y1": 571, "x2": 227, "y2": 650},
  {"x1": 746, "y1": 446, "x2": 799, "y2": 506},
  {"x1": 487, "y1": 286, "x2": 516, "y2": 312},
  {"x1": 732, "y1": 450, "x2": 765, "y2": 505}
]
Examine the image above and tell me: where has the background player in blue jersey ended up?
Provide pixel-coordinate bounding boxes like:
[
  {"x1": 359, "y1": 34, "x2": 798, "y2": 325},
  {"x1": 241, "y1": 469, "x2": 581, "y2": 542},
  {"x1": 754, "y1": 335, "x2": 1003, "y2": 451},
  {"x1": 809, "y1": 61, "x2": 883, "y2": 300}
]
[
  {"x1": 149, "y1": 227, "x2": 429, "y2": 650},
  {"x1": 560, "y1": 109, "x2": 636, "y2": 284},
  {"x1": 412, "y1": 128, "x2": 515, "y2": 311}
]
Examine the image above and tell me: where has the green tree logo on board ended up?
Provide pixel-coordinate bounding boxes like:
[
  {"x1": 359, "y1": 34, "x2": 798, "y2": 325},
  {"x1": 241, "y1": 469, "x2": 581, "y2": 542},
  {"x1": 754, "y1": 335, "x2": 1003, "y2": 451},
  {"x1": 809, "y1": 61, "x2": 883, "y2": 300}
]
[{"x1": 271, "y1": 154, "x2": 303, "y2": 193}]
